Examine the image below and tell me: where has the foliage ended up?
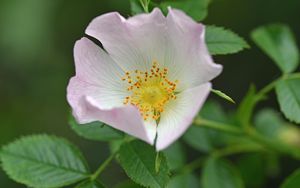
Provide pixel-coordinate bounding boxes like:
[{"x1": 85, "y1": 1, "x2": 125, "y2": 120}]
[
  {"x1": 118, "y1": 140, "x2": 170, "y2": 188},
  {"x1": 69, "y1": 115, "x2": 124, "y2": 141},
  {"x1": 205, "y1": 25, "x2": 250, "y2": 55},
  {"x1": 275, "y1": 78, "x2": 300, "y2": 124},
  {"x1": 160, "y1": 0, "x2": 211, "y2": 21},
  {"x1": 202, "y1": 157, "x2": 244, "y2": 188},
  {"x1": 1, "y1": 0, "x2": 300, "y2": 188},
  {"x1": 251, "y1": 24, "x2": 299, "y2": 73},
  {"x1": 0, "y1": 135, "x2": 90, "y2": 188}
]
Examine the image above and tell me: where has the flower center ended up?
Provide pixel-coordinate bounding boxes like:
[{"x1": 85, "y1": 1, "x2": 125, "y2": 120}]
[{"x1": 122, "y1": 61, "x2": 178, "y2": 121}]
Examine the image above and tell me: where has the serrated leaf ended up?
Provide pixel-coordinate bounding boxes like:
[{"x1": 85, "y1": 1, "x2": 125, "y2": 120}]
[
  {"x1": 275, "y1": 78, "x2": 300, "y2": 123},
  {"x1": 0, "y1": 135, "x2": 90, "y2": 188},
  {"x1": 211, "y1": 89, "x2": 235, "y2": 103},
  {"x1": 202, "y1": 157, "x2": 245, "y2": 188},
  {"x1": 114, "y1": 180, "x2": 143, "y2": 188},
  {"x1": 75, "y1": 180, "x2": 105, "y2": 188},
  {"x1": 251, "y1": 24, "x2": 299, "y2": 73},
  {"x1": 69, "y1": 115, "x2": 124, "y2": 141},
  {"x1": 205, "y1": 25, "x2": 249, "y2": 55},
  {"x1": 281, "y1": 168, "x2": 300, "y2": 188},
  {"x1": 160, "y1": 0, "x2": 210, "y2": 21},
  {"x1": 118, "y1": 140, "x2": 170, "y2": 188},
  {"x1": 163, "y1": 141, "x2": 186, "y2": 170},
  {"x1": 167, "y1": 173, "x2": 199, "y2": 188}
]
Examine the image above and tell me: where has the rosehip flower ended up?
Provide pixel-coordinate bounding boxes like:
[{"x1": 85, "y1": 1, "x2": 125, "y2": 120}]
[{"x1": 67, "y1": 8, "x2": 222, "y2": 151}]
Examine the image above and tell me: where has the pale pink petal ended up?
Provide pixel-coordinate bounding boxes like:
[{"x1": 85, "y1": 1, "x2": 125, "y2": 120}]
[
  {"x1": 86, "y1": 8, "x2": 221, "y2": 90},
  {"x1": 85, "y1": 9, "x2": 166, "y2": 72},
  {"x1": 166, "y1": 8, "x2": 222, "y2": 90},
  {"x1": 68, "y1": 38, "x2": 156, "y2": 144},
  {"x1": 73, "y1": 37, "x2": 128, "y2": 109},
  {"x1": 67, "y1": 77, "x2": 156, "y2": 144},
  {"x1": 156, "y1": 83, "x2": 212, "y2": 151}
]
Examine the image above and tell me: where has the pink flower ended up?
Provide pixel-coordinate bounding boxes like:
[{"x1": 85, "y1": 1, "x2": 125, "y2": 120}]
[{"x1": 67, "y1": 8, "x2": 222, "y2": 151}]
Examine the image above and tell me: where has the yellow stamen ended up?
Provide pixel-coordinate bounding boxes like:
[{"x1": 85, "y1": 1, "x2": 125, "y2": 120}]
[{"x1": 121, "y1": 61, "x2": 178, "y2": 121}]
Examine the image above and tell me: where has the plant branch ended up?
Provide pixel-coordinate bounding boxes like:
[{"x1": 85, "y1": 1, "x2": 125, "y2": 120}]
[
  {"x1": 90, "y1": 152, "x2": 117, "y2": 181},
  {"x1": 139, "y1": 0, "x2": 150, "y2": 13},
  {"x1": 175, "y1": 157, "x2": 206, "y2": 175},
  {"x1": 193, "y1": 117, "x2": 300, "y2": 159},
  {"x1": 256, "y1": 72, "x2": 300, "y2": 98},
  {"x1": 212, "y1": 143, "x2": 265, "y2": 158},
  {"x1": 194, "y1": 118, "x2": 243, "y2": 135}
]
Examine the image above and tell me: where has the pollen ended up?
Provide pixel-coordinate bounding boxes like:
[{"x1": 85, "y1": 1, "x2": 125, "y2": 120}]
[{"x1": 122, "y1": 61, "x2": 178, "y2": 121}]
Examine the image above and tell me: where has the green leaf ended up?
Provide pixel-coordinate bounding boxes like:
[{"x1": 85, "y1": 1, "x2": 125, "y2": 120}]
[
  {"x1": 109, "y1": 139, "x2": 124, "y2": 154},
  {"x1": 69, "y1": 115, "x2": 124, "y2": 141},
  {"x1": 167, "y1": 173, "x2": 200, "y2": 188},
  {"x1": 205, "y1": 25, "x2": 250, "y2": 55},
  {"x1": 160, "y1": 0, "x2": 211, "y2": 21},
  {"x1": 254, "y1": 109, "x2": 300, "y2": 154},
  {"x1": 115, "y1": 180, "x2": 143, "y2": 188},
  {"x1": 202, "y1": 157, "x2": 245, "y2": 188},
  {"x1": 76, "y1": 180, "x2": 105, "y2": 188},
  {"x1": 118, "y1": 140, "x2": 170, "y2": 188},
  {"x1": 183, "y1": 125, "x2": 215, "y2": 152},
  {"x1": 0, "y1": 135, "x2": 90, "y2": 188},
  {"x1": 275, "y1": 78, "x2": 300, "y2": 123},
  {"x1": 163, "y1": 141, "x2": 186, "y2": 170},
  {"x1": 237, "y1": 154, "x2": 266, "y2": 188},
  {"x1": 130, "y1": 0, "x2": 144, "y2": 15},
  {"x1": 281, "y1": 169, "x2": 300, "y2": 188},
  {"x1": 211, "y1": 89, "x2": 235, "y2": 103},
  {"x1": 183, "y1": 101, "x2": 229, "y2": 152},
  {"x1": 254, "y1": 108, "x2": 285, "y2": 138},
  {"x1": 251, "y1": 24, "x2": 299, "y2": 73}
]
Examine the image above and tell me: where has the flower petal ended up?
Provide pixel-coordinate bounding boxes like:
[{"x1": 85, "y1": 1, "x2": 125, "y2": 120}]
[
  {"x1": 85, "y1": 9, "x2": 174, "y2": 72},
  {"x1": 67, "y1": 77, "x2": 157, "y2": 144},
  {"x1": 155, "y1": 83, "x2": 212, "y2": 151},
  {"x1": 73, "y1": 37, "x2": 128, "y2": 109},
  {"x1": 166, "y1": 8, "x2": 222, "y2": 90},
  {"x1": 86, "y1": 8, "x2": 221, "y2": 91}
]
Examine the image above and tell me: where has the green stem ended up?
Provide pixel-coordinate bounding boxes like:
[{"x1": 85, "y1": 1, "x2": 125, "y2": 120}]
[
  {"x1": 139, "y1": 0, "x2": 149, "y2": 13},
  {"x1": 212, "y1": 143, "x2": 265, "y2": 158},
  {"x1": 177, "y1": 157, "x2": 206, "y2": 174},
  {"x1": 256, "y1": 78, "x2": 279, "y2": 99},
  {"x1": 90, "y1": 152, "x2": 117, "y2": 181},
  {"x1": 247, "y1": 128, "x2": 300, "y2": 159},
  {"x1": 256, "y1": 72, "x2": 300, "y2": 98},
  {"x1": 283, "y1": 72, "x2": 300, "y2": 80},
  {"x1": 193, "y1": 118, "x2": 300, "y2": 159},
  {"x1": 194, "y1": 118, "x2": 243, "y2": 135}
]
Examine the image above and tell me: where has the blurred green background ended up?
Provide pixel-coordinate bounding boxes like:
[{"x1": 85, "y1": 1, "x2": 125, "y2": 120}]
[{"x1": 0, "y1": 0, "x2": 299, "y2": 187}]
